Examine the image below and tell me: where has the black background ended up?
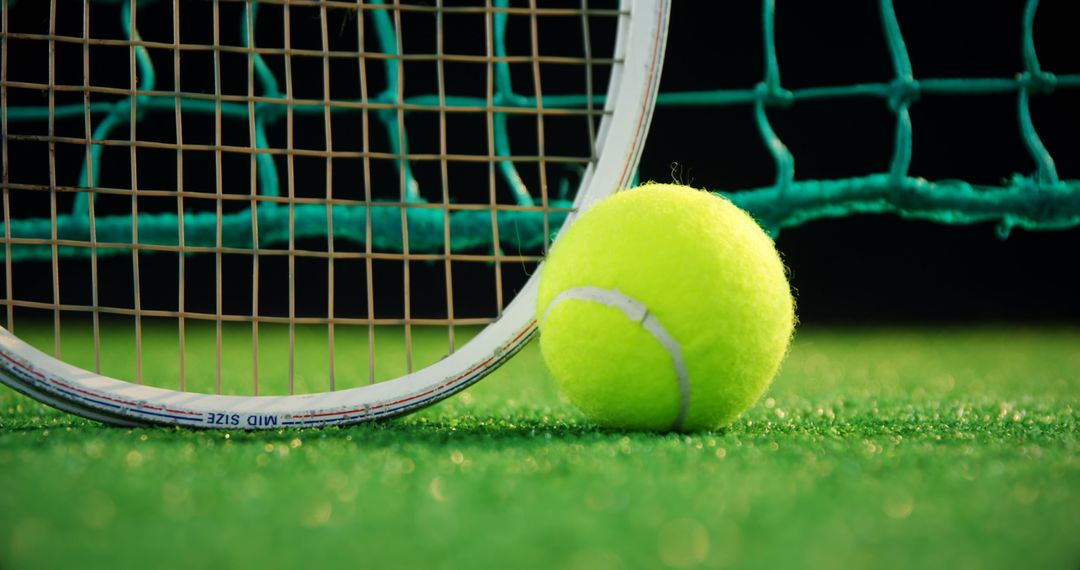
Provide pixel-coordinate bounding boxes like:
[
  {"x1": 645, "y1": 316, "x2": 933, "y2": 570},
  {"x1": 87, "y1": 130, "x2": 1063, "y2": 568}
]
[
  {"x1": 2, "y1": 0, "x2": 1078, "y2": 325},
  {"x1": 642, "y1": 0, "x2": 1080, "y2": 323}
]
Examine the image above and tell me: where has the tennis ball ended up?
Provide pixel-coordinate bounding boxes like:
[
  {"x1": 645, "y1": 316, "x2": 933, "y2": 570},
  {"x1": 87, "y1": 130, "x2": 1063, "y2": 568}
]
[{"x1": 536, "y1": 183, "x2": 795, "y2": 432}]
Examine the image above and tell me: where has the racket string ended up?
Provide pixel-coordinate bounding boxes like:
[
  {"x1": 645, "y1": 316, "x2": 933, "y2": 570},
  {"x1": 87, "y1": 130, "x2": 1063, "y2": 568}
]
[{"x1": 0, "y1": 0, "x2": 620, "y2": 395}]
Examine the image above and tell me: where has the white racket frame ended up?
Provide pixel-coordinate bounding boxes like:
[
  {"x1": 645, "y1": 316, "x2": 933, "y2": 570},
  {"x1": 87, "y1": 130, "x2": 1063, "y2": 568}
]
[{"x1": 0, "y1": 0, "x2": 670, "y2": 429}]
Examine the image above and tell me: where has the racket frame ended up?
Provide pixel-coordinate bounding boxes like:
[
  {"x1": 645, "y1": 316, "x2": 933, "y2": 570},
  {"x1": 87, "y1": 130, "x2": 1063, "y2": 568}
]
[{"x1": 0, "y1": 0, "x2": 670, "y2": 428}]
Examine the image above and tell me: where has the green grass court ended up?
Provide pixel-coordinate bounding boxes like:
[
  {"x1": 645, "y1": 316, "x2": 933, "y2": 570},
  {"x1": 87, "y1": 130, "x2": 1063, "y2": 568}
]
[{"x1": 1, "y1": 326, "x2": 1077, "y2": 569}]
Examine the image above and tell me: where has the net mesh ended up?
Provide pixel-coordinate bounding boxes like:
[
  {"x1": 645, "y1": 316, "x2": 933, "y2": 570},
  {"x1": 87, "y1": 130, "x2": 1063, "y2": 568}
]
[
  {"x1": 688, "y1": 0, "x2": 1080, "y2": 237},
  {"x1": 3, "y1": 0, "x2": 1078, "y2": 264}
]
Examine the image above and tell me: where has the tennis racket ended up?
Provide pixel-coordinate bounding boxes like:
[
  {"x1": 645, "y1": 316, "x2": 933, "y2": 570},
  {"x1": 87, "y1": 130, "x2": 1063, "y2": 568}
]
[{"x1": 0, "y1": 0, "x2": 670, "y2": 428}]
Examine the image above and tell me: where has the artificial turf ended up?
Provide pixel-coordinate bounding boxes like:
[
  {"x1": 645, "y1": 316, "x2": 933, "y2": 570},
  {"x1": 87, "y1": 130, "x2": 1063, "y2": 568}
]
[{"x1": 0, "y1": 326, "x2": 1077, "y2": 569}]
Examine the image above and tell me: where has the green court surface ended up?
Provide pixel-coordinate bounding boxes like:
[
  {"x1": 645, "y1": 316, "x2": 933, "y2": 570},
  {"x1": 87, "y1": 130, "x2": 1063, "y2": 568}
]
[{"x1": 0, "y1": 326, "x2": 1077, "y2": 569}]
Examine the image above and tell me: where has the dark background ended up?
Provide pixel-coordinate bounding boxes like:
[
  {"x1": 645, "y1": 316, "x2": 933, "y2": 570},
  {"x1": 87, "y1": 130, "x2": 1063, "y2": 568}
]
[
  {"x1": 2, "y1": 0, "x2": 1078, "y2": 325},
  {"x1": 642, "y1": 0, "x2": 1080, "y2": 323}
]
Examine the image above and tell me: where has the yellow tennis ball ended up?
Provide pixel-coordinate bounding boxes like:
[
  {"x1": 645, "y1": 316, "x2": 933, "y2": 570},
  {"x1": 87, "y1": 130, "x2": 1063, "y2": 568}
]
[{"x1": 536, "y1": 183, "x2": 795, "y2": 431}]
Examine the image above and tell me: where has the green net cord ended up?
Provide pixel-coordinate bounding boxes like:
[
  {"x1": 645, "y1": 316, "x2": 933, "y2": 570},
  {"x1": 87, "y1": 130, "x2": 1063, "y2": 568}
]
[{"x1": 2, "y1": 0, "x2": 571, "y2": 261}]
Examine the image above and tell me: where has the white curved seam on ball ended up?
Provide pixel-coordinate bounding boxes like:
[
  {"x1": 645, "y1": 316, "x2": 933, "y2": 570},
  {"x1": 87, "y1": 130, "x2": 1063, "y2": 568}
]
[{"x1": 541, "y1": 286, "x2": 690, "y2": 431}]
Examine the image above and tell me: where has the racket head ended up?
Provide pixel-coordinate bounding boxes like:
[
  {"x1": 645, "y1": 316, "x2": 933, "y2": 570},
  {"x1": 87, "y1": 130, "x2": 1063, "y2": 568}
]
[{"x1": 0, "y1": 0, "x2": 670, "y2": 427}]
